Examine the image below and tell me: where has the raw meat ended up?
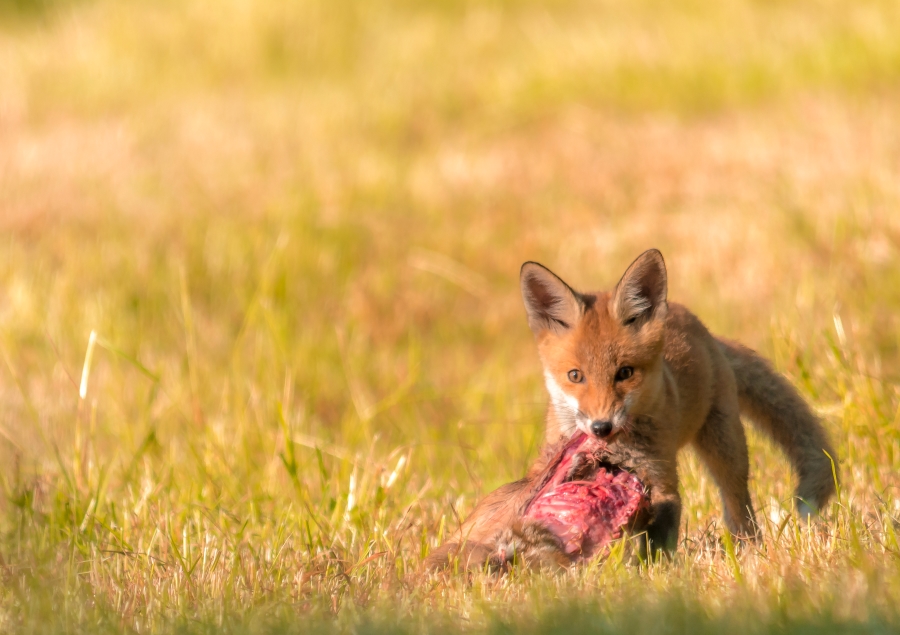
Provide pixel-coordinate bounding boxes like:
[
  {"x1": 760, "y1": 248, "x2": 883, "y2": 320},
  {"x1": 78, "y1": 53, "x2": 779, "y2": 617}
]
[{"x1": 522, "y1": 432, "x2": 649, "y2": 560}]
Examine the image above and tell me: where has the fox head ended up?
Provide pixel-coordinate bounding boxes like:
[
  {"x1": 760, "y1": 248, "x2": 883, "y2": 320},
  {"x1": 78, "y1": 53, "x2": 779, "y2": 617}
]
[{"x1": 521, "y1": 249, "x2": 669, "y2": 443}]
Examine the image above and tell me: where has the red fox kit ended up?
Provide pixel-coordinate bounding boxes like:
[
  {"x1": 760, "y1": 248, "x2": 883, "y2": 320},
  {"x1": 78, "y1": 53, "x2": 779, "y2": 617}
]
[{"x1": 427, "y1": 249, "x2": 838, "y2": 569}]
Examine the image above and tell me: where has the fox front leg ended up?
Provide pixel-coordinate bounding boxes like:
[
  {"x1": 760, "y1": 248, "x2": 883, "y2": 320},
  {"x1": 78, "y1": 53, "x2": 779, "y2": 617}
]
[
  {"x1": 617, "y1": 439, "x2": 681, "y2": 558},
  {"x1": 641, "y1": 492, "x2": 681, "y2": 559},
  {"x1": 633, "y1": 452, "x2": 681, "y2": 558}
]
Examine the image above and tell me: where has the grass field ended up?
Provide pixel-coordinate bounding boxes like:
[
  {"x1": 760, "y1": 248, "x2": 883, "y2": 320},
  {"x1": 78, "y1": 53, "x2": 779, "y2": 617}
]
[{"x1": 3, "y1": 0, "x2": 900, "y2": 632}]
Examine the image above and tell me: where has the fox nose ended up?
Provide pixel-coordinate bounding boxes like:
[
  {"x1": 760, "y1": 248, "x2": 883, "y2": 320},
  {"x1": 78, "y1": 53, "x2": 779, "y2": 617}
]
[{"x1": 591, "y1": 420, "x2": 613, "y2": 439}]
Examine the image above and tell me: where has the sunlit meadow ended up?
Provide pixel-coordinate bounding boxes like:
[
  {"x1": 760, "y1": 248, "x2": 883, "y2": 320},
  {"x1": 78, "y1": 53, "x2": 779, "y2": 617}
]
[{"x1": 2, "y1": 0, "x2": 900, "y2": 632}]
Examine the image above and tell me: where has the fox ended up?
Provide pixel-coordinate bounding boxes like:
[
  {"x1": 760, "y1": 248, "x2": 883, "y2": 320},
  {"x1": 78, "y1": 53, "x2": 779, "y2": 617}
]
[{"x1": 426, "y1": 249, "x2": 838, "y2": 570}]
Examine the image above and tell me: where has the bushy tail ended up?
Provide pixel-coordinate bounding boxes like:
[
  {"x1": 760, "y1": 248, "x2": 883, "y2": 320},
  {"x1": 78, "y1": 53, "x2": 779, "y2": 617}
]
[{"x1": 717, "y1": 338, "x2": 838, "y2": 515}]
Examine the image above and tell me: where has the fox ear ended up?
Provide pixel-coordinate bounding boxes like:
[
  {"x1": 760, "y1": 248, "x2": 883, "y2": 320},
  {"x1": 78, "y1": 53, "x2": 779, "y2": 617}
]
[
  {"x1": 520, "y1": 262, "x2": 584, "y2": 335},
  {"x1": 612, "y1": 249, "x2": 668, "y2": 327}
]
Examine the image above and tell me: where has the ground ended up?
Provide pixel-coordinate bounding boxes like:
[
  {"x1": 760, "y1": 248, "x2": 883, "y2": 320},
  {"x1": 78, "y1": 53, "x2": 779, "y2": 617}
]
[{"x1": 1, "y1": 0, "x2": 900, "y2": 632}]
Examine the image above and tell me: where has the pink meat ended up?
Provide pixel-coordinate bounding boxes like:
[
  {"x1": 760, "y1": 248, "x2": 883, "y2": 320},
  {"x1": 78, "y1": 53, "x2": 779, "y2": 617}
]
[{"x1": 522, "y1": 433, "x2": 648, "y2": 560}]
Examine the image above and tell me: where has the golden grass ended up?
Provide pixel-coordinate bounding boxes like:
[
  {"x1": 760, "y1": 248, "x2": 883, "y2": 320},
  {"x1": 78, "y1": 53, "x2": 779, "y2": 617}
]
[{"x1": 2, "y1": 0, "x2": 900, "y2": 632}]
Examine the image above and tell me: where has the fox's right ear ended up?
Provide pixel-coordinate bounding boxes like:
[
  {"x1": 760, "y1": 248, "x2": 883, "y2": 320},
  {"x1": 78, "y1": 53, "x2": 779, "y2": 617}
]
[{"x1": 520, "y1": 262, "x2": 584, "y2": 336}]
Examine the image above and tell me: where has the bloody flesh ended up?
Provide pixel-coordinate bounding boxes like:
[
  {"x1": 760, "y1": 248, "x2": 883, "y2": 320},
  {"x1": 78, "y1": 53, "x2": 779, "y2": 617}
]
[{"x1": 522, "y1": 433, "x2": 649, "y2": 560}]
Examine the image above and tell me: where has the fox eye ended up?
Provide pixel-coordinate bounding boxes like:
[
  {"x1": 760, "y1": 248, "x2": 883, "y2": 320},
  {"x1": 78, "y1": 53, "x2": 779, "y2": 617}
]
[
  {"x1": 567, "y1": 369, "x2": 584, "y2": 383},
  {"x1": 615, "y1": 366, "x2": 634, "y2": 381}
]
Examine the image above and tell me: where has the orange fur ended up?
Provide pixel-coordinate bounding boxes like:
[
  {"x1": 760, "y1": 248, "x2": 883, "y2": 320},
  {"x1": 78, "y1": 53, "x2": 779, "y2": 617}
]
[{"x1": 425, "y1": 250, "x2": 838, "y2": 570}]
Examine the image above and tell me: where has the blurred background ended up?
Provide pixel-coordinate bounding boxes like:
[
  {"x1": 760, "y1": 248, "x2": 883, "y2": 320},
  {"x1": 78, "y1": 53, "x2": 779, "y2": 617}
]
[{"x1": 2, "y1": 0, "x2": 900, "y2": 630}]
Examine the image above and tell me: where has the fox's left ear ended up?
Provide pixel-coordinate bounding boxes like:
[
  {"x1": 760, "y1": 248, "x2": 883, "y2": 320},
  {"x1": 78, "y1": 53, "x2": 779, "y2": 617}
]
[{"x1": 612, "y1": 249, "x2": 668, "y2": 327}]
